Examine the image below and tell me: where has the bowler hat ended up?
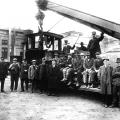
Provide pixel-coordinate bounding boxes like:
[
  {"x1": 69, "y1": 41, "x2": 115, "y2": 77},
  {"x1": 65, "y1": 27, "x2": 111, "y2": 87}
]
[{"x1": 102, "y1": 58, "x2": 109, "y2": 61}]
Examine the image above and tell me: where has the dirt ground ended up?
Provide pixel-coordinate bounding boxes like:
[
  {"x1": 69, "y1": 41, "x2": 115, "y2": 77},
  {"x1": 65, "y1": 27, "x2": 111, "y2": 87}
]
[{"x1": 0, "y1": 76, "x2": 120, "y2": 120}]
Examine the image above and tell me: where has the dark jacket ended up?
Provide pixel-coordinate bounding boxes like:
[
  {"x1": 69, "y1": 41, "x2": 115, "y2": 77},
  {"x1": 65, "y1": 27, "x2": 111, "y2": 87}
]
[
  {"x1": 78, "y1": 46, "x2": 88, "y2": 51},
  {"x1": 48, "y1": 65, "x2": 61, "y2": 89},
  {"x1": 20, "y1": 63, "x2": 29, "y2": 79},
  {"x1": 87, "y1": 33, "x2": 104, "y2": 54},
  {"x1": 0, "y1": 62, "x2": 8, "y2": 78},
  {"x1": 98, "y1": 65, "x2": 113, "y2": 95},
  {"x1": 9, "y1": 63, "x2": 20, "y2": 76},
  {"x1": 83, "y1": 58, "x2": 94, "y2": 69},
  {"x1": 112, "y1": 66, "x2": 120, "y2": 86},
  {"x1": 63, "y1": 45, "x2": 75, "y2": 54}
]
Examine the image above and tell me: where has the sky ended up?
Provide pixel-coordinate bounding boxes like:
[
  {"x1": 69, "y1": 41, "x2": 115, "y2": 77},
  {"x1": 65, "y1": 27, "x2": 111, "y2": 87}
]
[{"x1": 0, "y1": 0, "x2": 120, "y2": 44}]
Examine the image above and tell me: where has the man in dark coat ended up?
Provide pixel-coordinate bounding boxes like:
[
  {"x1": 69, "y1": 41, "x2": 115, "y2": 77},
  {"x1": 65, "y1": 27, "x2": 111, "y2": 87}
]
[
  {"x1": 98, "y1": 58, "x2": 113, "y2": 108},
  {"x1": 78, "y1": 42, "x2": 87, "y2": 52},
  {"x1": 87, "y1": 31, "x2": 104, "y2": 59},
  {"x1": 36, "y1": 58, "x2": 48, "y2": 93},
  {"x1": 28, "y1": 60, "x2": 38, "y2": 93},
  {"x1": 48, "y1": 60, "x2": 61, "y2": 95},
  {"x1": 9, "y1": 58, "x2": 20, "y2": 92},
  {"x1": 20, "y1": 59, "x2": 29, "y2": 92},
  {"x1": 92, "y1": 52, "x2": 103, "y2": 88},
  {"x1": 0, "y1": 57, "x2": 8, "y2": 92},
  {"x1": 63, "y1": 40, "x2": 75, "y2": 54},
  {"x1": 110, "y1": 58, "x2": 120, "y2": 108}
]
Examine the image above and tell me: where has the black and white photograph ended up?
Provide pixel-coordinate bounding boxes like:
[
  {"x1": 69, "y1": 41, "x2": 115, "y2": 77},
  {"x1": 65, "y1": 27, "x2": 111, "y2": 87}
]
[{"x1": 0, "y1": 0, "x2": 120, "y2": 120}]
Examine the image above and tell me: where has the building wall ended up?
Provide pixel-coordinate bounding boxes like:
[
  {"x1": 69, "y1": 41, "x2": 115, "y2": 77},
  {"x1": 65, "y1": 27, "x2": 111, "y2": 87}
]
[
  {"x1": 0, "y1": 29, "x2": 9, "y2": 61},
  {"x1": 0, "y1": 28, "x2": 28, "y2": 62}
]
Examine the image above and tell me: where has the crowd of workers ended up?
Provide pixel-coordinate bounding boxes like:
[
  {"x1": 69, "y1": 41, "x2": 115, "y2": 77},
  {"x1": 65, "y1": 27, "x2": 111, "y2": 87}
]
[{"x1": 0, "y1": 31, "x2": 120, "y2": 109}]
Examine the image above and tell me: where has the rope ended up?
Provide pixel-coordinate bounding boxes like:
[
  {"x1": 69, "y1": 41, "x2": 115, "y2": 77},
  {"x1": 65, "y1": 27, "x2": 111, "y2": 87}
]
[
  {"x1": 74, "y1": 33, "x2": 81, "y2": 45},
  {"x1": 47, "y1": 17, "x2": 64, "y2": 32}
]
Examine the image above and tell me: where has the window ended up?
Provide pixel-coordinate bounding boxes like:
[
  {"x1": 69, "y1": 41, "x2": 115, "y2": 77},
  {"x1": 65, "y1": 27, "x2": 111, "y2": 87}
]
[
  {"x1": 2, "y1": 40, "x2": 8, "y2": 45},
  {"x1": 2, "y1": 47, "x2": 8, "y2": 59}
]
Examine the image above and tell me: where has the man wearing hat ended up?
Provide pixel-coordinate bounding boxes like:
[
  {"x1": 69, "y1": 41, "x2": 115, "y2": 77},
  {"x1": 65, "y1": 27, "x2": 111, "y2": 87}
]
[
  {"x1": 63, "y1": 40, "x2": 75, "y2": 54},
  {"x1": 83, "y1": 52, "x2": 94, "y2": 88},
  {"x1": 98, "y1": 58, "x2": 113, "y2": 108},
  {"x1": 54, "y1": 52, "x2": 60, "y2": 65},
  {"x1": 110, "y1": 58, "x2": 120, "y2": 108},
  {"x1": 28, "y1": 59, "x2": 38, "y2": 93},
  {"x1": 87, "y1": 31, "x2": 104, "y2": 59},
  {"x1": 20, "y1": 59, "x2": 29, "y2": 92},
  {"x1": 92, "y1": 52, "x2": 104, "y2": 88},
  {"x1": 9, "y1": 58, "x2": 20, "y2": 92},
  {"x1": 78, "y1": 42, "x2": 87, "y2": 52},
  {"x1": 0, "y1": 57, "x2": 8, "y2": 92}
]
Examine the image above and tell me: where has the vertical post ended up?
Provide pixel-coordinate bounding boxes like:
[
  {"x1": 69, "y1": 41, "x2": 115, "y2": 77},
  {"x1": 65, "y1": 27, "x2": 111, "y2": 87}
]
[
  {"x1": 58, "y1": 38, "x2": 62, "y2": 52},
  {"x1": 8, "y1": 29, "x2": 11, "y2": 62},
  {"x1": 31, "y1": 35, "x2": 35, "y2": 49}
]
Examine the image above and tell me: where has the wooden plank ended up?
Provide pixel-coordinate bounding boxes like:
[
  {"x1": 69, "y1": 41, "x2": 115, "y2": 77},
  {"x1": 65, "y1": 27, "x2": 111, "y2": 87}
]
[{"x1": 79, "y1": 85, "x2": 101, "y2": 94}]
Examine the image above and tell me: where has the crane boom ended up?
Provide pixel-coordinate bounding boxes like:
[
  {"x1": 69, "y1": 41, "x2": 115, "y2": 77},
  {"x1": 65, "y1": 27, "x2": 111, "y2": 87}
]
[{"x1": 37, "y1": 0, "x2": 120, "y2": 39}]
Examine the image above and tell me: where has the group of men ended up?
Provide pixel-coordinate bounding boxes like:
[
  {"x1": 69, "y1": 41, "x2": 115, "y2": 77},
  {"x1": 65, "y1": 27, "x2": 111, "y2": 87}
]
[
  {"x1": 63, "y1": 31, "x2": 104, "y2": 59},
  {"x1": 0, "y1": 31, "x2": 120, "y2": 109},
  {"x1": 62, "y1": 31, "x2": 120, "y2": 108}
]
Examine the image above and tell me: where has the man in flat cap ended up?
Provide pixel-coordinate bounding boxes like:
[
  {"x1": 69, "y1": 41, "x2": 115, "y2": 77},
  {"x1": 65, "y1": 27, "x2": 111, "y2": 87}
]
[
  {"x1": 63, "y1": 40, "x2": 75, "y2": 55},
  {"x1": 0, "y1": 57, "x2": 8, "y2": 92},
  {"x1": 9, "y1": 58, "x2": 20, "y2": 92},
  {"x1": 83, "y1": 52, "x2": 94, "y2": 88},
  {"x1": 98, "y1": 58, "x2": 113, "y2": 108},
  {"x1": 20, "y1": 59, "x2": 29, "y2": 92},
  {"x1": 28, "y1": 59, "x2": 38, "y2": 93},
  {"x1": 87, "y1": 31, "x2": 104, "y2": 59}
]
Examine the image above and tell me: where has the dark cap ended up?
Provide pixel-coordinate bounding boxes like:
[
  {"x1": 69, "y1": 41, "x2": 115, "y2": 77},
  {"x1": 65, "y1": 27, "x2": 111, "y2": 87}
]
[
  {"x1": 102, "y1": 58, "x2": 109, "y2": 61},
  {"x1": 54, "y1": 52, "x2": 59, "y2": 56},
  {"x1": 64, "y1": 40, "x2": 68, "y2": 42},
  {"x1": 13, "y1": 58, "x2": 17, "y2": 61},
  {"x1": 95, "y1": 52, "x2": 101, "y2": 55}
]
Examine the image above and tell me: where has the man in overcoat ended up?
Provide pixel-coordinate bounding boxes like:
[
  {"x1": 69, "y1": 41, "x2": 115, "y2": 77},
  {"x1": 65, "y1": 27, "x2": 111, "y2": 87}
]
[
  {"x1": 0, "y1": 57, "x2": 8, "y2": 92},
  {"x1": 28, "y1": 60, "x2": 38, "y2": 93},
  {"x1": 98, "y1": 58, "x2": 113, "y2": 107},
  {"x1": 110, "y1": 58, "x2": 120, "y2": 108},
  {"x1": 47, "y1": 60, "x2": 61, "y2": 95},
  {"x1": 36, "y1": 58, "x2": 48, "y2": 93}
]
